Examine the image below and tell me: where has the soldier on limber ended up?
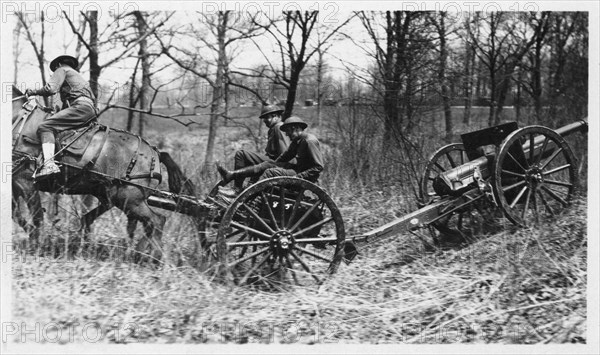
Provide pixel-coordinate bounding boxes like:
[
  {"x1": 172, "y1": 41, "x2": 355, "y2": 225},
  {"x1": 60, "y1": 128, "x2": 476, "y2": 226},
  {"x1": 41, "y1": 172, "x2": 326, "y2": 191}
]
[{"x1": 217, "y1": 116, "x2": 324, "y2": 185}]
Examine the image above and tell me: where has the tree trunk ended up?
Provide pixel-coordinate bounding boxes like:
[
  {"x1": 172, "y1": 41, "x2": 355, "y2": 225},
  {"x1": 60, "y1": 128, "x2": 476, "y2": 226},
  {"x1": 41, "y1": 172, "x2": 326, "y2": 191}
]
[
  {"x1": 437, "y1": 13, "x2": 453, "y2": 142},
  {"x1": 204, "y1": 12, "x2": 228, "y2": 165},
  {"x1": 126, "y1": 58, "x2": 141, "y2": 131},
  {"x1": 88, "y1": 11, "x2": 100, "y2": 100},
  {"x1": 134, "y1": 11, "x2": 150, "y2": 136}
]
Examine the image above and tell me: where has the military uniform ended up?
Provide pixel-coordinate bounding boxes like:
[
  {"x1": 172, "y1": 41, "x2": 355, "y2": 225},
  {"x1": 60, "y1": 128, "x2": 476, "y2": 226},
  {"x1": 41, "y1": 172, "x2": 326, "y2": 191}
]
[
  {"x1": 260, "y1": 132, "x2": 324, "y2": 182},
  {"x1": 33, "y1": 65, "x2": 97, "y2": 137},
  {"x1": 26, "y1": 55, "x2": 97, "y2": 178},
  {"x1": 233, "y1": 120, "x2": 289, "y2": 170}
]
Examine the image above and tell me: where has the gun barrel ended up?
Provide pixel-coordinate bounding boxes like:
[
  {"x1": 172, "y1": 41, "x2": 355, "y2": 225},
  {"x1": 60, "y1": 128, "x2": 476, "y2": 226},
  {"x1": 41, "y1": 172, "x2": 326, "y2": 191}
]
[{"x1": 433, "y1": 119, "x2": 587, "y2": 196}]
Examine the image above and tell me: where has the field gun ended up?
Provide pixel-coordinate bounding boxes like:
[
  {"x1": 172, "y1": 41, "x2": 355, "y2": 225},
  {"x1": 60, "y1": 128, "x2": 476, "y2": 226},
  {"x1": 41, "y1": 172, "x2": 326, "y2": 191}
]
[
  {"x1": 433, "y1": 119, "x2": 588, "y2": 198},
  {"x1": 348, "y1": 118, "x2": 587, "y2": 248}
]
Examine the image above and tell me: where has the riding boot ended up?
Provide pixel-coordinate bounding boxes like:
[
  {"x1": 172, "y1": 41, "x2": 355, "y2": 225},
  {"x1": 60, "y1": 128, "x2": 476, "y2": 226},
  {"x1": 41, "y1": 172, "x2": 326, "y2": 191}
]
[
  {"x1": 216, "y1": 162, "x2": 262, "y2": 185},
  {"x1": 35, "y1": 132, "x2": 60, "y2": 178}
]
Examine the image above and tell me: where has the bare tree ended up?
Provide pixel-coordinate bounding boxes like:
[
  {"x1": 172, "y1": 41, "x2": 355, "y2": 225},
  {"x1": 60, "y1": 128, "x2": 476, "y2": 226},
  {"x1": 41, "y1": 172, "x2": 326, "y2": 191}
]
[
  {"x1": 235, "y1": 11, "x2": 354, "y2": 119},
  {"x1": 159, "y1": 11, "x2": 264, "y2": 165},
  {"x1": 16, "y1": 12, "x2": 50, "y2": 106}
]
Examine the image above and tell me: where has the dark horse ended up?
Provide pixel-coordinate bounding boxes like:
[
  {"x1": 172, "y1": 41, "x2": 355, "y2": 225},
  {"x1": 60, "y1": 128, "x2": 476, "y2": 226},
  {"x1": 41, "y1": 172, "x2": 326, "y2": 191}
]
[{"x1": 12, "y1": 85, "x2": 195, "y2": 261}]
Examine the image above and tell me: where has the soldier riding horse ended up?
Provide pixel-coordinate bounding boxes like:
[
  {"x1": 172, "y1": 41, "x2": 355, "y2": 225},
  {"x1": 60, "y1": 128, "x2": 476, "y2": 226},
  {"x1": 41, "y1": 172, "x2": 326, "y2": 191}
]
[{"x1": 12, "y1": 78, "x2": 194, "y2": 262}]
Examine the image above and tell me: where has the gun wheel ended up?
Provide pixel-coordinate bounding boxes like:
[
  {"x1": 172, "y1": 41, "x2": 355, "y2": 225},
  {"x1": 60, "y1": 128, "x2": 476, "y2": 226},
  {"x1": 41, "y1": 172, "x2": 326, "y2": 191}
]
[
  {"x1": 493, "y1": 126, "x2": 578, "y2": 227},
  {"x1": 419, "y1": 143, "x2": 467, "y2": 205},
  {"x1": 216, "y1": 177, "x2": 345, "y2": 289}
]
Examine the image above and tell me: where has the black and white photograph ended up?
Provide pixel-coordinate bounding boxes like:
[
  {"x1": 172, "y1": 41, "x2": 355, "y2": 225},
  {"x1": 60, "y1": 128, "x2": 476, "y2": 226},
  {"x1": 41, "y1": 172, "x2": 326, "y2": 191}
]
[{"x1": 1, "y1": 0, "x2": 598, "y2": 353}]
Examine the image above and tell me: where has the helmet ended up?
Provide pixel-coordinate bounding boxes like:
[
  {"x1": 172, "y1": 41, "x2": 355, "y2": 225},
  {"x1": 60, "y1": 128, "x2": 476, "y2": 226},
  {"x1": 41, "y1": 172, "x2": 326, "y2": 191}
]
[
  {"x1": 280, "y1": 116, "x2": 308, "y2": 131},
  {"x1": 50, "y1": 55, "x2": 79, "y2": 72},
  {"x1": 259, "y1": 105, "x2": 284, "y2": 119}
]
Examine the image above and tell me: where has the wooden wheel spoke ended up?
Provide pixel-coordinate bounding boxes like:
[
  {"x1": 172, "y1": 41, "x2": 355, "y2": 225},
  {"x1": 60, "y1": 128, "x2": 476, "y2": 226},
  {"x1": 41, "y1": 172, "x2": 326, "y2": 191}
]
[
  {"x1": 289, "y1": 199, "x2": 322, "y2": 233},
  {"x1": 507, "y1": 150, "x2": 527, "y2": 172},
  {"x1": 285, "y1": 189, "x2": 306, "y2": 229},
  {"x1": 540, "y1": 185, "x2": 568, "y2": 207},
  {"x1": 543, "y1": 179, "x2": 573, "y2": 188},
  {"x1": 502, "y1": 169, "x2": 526, "y2": 178},
  {"x1": 540, "y1": 147, "x2": 563, "y2": 170},
  {"x1": 279, "y1": 187, "x2": 286, "y2": 228},
  {"x1": 290, "y1": 250, "x2": 321, "y2": 283},
  {"x1": 509, "y1": 186, "x2": 528, "y2": 209},
  {"x1": 536, "y1": 136, "x2": 550, "y2": 165},
  {"x1": 543, "y1": 164, "x2": 571, "y2": 176},
  {"x1": 291, "y1": 217, "x2": 333, "y2": 239},
  {"x1": 537, "y1": 190, "x2": 555, "y2": 217},
  {"x1": 434, "y1": 162, "x2": 446, "y2": 172},
  {"x1": 502, "y1": 179, "x2": 526, "y2": 193},
  {"x1": 284, "y1": 255, "x2": 300, "y2": 285},
  {"x1": 231, "y1": 221, "x2": 271, "y2": 240},
  {"x1": 529, "y1": 133, "x2": 535, "y2": 161},
  {"x1": 224, "y1": 228, "x2": 246, "y2": 241},
  {"x1": 238, "y1": 251, "x2": 272, "y2": 284},
  {"x1": 260, "y1": 192, "x2": 279, "y2": 230},
  {"x1": 294, "y1": 245, "x2": 332, "y2": 263},
  {"x1": 227, "y1": 246, "x2": 269, "y2": 268},
  {"x1": 445, "y1": 152, "x2": 456, "y2": 168},
  {"x1": 241, "y1": 203, "x2": 275, "y2": 234}
]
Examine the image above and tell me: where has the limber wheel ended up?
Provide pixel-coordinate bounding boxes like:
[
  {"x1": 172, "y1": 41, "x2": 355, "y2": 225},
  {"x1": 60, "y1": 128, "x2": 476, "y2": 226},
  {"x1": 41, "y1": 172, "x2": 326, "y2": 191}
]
[
  {"x1": 419, "y1": 143, "x2": 467, "y2": 205},
  {"x1": 493, "y1": 126, "x2": 578, "y2": 226},
  {"x1": 216, "y1": 177, "x2": 345, "y2": 288}
]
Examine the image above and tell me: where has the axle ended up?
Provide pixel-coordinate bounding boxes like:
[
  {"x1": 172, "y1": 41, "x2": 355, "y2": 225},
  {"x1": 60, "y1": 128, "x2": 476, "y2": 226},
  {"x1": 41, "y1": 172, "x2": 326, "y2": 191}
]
[{"x1": 433, "y1": 119, "x2": 587, "y2": 196}]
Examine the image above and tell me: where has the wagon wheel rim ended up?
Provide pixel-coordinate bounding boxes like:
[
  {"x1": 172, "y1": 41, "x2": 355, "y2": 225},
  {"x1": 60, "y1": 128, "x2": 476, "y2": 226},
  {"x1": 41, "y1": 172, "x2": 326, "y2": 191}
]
[
  {"x1": 216, "y1": 177, "x2": 345, "y2": 289},
  {"x1": 419, "y1": 143, "x2": 467, "y2": 205},
  {"x1": 492, "y1": 126, "x2": 578, "y2": 227}
]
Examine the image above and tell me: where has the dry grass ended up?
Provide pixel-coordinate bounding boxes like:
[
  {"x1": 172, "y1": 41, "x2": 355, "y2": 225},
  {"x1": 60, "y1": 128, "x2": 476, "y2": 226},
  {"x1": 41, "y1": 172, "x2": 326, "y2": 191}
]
[{"x1": 10, "y1": 106, "x2": 588, "y2": 345}]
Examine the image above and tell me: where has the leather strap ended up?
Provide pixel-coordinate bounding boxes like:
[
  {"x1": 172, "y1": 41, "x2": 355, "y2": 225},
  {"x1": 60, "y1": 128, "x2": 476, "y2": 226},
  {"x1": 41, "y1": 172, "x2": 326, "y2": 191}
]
[{"x1": 125, "y1": 135, "x2": 142, "y2": 180}]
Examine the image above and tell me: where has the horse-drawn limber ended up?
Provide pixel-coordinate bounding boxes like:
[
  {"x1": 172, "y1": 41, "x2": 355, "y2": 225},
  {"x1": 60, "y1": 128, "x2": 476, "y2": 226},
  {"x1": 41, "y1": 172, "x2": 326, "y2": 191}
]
[
  {"x1": 143, "y1": 118, "x2": 588, "y2": 287},
  {"x1": 13, "y1": 88, "x2": 588, "y2": 288}
]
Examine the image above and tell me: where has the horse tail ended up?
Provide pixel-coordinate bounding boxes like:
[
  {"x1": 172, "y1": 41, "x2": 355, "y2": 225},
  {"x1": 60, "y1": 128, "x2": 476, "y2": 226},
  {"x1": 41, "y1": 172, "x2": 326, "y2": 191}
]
[{"x1": 159, "y1": 152, "x2": 196, "y2": 196}]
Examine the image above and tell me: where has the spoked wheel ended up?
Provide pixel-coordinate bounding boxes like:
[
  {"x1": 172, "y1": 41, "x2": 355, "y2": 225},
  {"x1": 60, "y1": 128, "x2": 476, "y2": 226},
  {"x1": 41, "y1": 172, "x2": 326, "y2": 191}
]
[
  {"x1": 419, "y1": 143, "x2": 467, "y2": 205},
  {"x1": 419, "y1": 143, "x2": 490, "y2": 243},
  {"x1": 493, "y1": 126, "x2": 578, "y2": 226},
  {"x1": 216, "y1": 177, "x2": 345, "y2": 289}
]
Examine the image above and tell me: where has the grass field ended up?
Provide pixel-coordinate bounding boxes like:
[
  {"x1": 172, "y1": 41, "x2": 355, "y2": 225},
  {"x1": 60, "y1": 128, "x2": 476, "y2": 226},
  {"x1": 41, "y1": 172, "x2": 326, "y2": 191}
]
[{"x1": 9, "y1": 103, "x2": 588, "y2": 346}]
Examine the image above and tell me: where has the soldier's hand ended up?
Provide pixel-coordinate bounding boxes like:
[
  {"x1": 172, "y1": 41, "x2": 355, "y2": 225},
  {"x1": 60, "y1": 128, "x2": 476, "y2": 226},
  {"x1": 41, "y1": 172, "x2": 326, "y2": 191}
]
[{"x1": 24, "y1": 89, "x2": 35, "y2": 97}]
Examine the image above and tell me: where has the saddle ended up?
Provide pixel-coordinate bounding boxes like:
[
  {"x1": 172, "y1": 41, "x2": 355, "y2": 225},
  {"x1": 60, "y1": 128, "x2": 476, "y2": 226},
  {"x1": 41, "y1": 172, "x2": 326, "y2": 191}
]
[{"x1": 22, "y1": 121, "x2": 108, "y2": 167}]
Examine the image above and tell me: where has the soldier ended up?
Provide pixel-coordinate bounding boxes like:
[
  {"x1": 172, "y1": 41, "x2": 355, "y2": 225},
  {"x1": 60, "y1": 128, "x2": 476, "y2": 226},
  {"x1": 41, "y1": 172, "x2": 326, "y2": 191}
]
[
  {"x1": 217, "y1": 116, "x2": 324, "y2": 185},
  {"x1": 217, "y1": 104, "x2": 289, "y2": 193},
  {"x1": 25, "y1": 55, "x2": 97, "y2": 178}
]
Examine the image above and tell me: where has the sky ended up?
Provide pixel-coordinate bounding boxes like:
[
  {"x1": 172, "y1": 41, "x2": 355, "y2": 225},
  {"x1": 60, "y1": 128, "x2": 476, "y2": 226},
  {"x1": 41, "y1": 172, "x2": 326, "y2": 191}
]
[
  {"x1": 7, "y1": 4, "x2": 373, "y2": 102},
  {"x1": 8, "y1": 0, "x2": 598, "y2": 103}
]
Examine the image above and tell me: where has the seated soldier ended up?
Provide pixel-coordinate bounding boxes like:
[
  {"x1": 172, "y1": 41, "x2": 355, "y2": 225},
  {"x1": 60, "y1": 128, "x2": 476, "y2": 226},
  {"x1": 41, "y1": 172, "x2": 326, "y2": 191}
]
[
  {"x1": 217, "y1": 116, "x2": 324, "y2": 185},
  {"x1": 217, "y1": 104, "x2": 288, "y2": 194},
  {"x1": 25, "y1": 55, "x2": 97, "y2": 178}
]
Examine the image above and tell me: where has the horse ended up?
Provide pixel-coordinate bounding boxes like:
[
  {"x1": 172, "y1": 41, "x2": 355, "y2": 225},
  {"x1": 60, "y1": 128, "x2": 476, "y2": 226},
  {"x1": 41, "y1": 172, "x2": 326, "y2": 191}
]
[{"x1": 12, "y1": 85, "x2": 195, "y2": 262}]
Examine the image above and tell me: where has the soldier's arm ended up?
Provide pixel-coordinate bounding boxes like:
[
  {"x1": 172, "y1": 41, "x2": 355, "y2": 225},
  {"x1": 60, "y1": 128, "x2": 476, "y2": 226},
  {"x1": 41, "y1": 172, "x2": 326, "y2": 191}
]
[
  {"x1": 295, "y1": 139, "x2": 324, "y2": 181},
  {"x1": 31, "y1": 68, "x2": 66, "y2": 96},
  {"x1": 275, "y1": 140, "x2": 298, "y2": 163},
  {"x1": 274, "y1": 129, "x2": 289, "y2": 157}
]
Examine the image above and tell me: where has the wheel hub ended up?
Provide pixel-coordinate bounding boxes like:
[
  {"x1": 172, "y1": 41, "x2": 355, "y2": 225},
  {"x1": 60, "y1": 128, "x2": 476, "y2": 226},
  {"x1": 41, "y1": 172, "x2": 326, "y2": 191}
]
[
  {"x1": 271, "y1": 230, "x2": 294, "y2": 257},
  {"x1": 526, "y1": 167, "x2": 544, "y2": 185}
]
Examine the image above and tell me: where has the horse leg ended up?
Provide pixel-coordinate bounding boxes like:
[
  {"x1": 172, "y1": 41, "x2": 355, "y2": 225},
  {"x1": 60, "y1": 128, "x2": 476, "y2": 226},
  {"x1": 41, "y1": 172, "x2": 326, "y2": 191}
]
[
  {"x1": 26, "y1": 190, "x2": 44, "y2": 252},
  {"x1": 80, "y1": 201, "x2": 111, "y2": 240},
  {"x1": 127, "y1": 201, "x2": 167, "y2": 266}
]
